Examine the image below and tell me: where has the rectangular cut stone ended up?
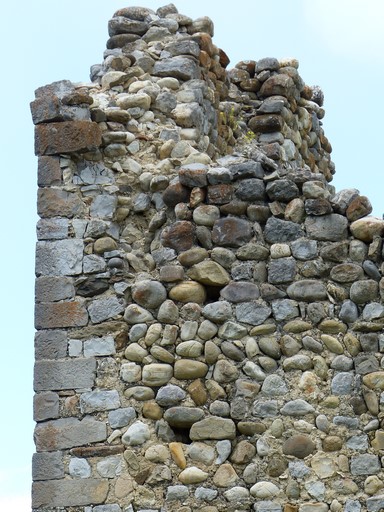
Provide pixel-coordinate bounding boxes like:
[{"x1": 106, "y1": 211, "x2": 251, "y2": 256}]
[
  {"x1": 35, "y1": 239, "x2": 84, "y2": 276},
  {"x1": 34, "y1": 121, "x2": 102, "y2": 155},
  {"x1": 37, "y1": 218, "x2": 69, "y2": 240},
  {"x1": 83, "y1": 336, "x2": 116, "y2": 357},
  {"x1": 34, "y1": 417, "x2": 107, "y2": 451},
  {"x1": 35, "y1": 276, "x2": 75, "y2": 302},
  {"x1": 34, "y1": 330, "x2": 67, "y2": 360},
  {"x1": 33, "y1": 391, "x2": 60, "y2": 421},
  {"x1": 37, "y1": 188, "x2": 85, "y2": 218},
  {"x1": 32, "y1": 479, "x2": 108, "y2": 508},
  {"x1": 32, "y1": 451, "x2": 64, "y2": 481},
  {"x1": 38, "y1": 156, "x2": 62, "y2": 186},
  {"x1": 80, "y1": 389, "x2": 121, "y2": 413},
  {"x1": 34, "y1": 358, "x2": 96, "y2": 391},
  {"x1": 35, "y1": 301, "x2": 88, "y2": 329},
  {"x1": 30, "y1": 94, "x2": 62, "y2": 124}
]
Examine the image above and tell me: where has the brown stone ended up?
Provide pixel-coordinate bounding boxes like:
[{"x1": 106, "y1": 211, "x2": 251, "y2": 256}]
[
  {"x1": 212, "y1": 463, "x2": 238, "y2": 487},
  {"x1": 169, "y1": 281, "x2": 206, "y2": 304},
  {"x1": 323, "y1": 436, "x2": 343, "y2": 452},
  {"x1": 330, "y1": 263, "x2": 364, "y2": 283},
  {"x1": 162, "y1": 182, "x2": 190, "y2": 207},
  {"x1": 350, "y1": 217, "x2": 384, "y2": 242},
  {"x1": 304, "y1": 197, "x2": 333, "y2": 216},
  {"x1": 207, "y1": 184, "x2": 234, "y2": 204},
  {"x1": 230, "y1": 440, "x2": 256, "y2": 464},
  {"x1": 346, "y1": 195, "x2": 373, "y2": 221},
  {"x1": 188, "y1": 260, "x2": 230, "y2": 286},
  {"x1": 169, "y1": 442, "x2": 187, "y2": 469},
  {"x1": 174, "y1": 360, "x2": 209, "y2": 380},
  {"x1": 212, "y1": 217, "x2": 253, "y2": 247},
  {"x1": 267, "y1": 456, "x2": 288, "y2": 476},
  {"x1": 38, "y1": 156, "x2": 62, "y2": 186},
  {"x1": 282, "y1": 434, "x2": 316, "y2": 459},
  {"x1": 35, "y1": 121, "x2": 102, "y2": 155},
  {"x1": 94, "y1": 236, "x2": 118, "y2": 253},
  {"x1": 35, "y1": 301, "x2": 88, "y2": 329},
  {"x1": 188, "y1": 379, "x2": 208, "y2": 405},
  {"x1": 161, "y1": 221, "x2": 195, "y2": 252},
  {"x1": 190, "y1": 417, "x2": 236, "y2": 440},
  {"x1": 248, "y1": 114, "x2": 284, "y2": 133},
  {"x1": 260, "y1": 74, "x2": 296, "y2": 98},
  {"x1": 37, "y1": 188, "x2": 85, "y2": 218},
  {"x1": 70, "y1": 445, "x2": 124, "y2": 457},
  {"x1": 179, "y1": 164, "x2": 208, "y2": 187},
  {"x1": 178, "y1": 247, "x2": 209, "y2": 266},
  {"x1": 142, "y1": 401, "x2": 163, "y2": 420},
  {"x1": 237, "y1": 421, "x2": 266, "y2": 435}
]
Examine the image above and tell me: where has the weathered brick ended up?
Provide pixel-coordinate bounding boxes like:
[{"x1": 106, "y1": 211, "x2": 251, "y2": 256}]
[
  {"x1": 34, "y1": 417, "x2": 107, "y2": 451},
  {"x1": 33, "y1": 391, "x2": 60, "y2": 421},
  {"x1": 37, "y1": 188, "x2": 85, "y2": 218},
  {"x1": 34, "y1": 358, "x2": 96, "y2": 391},
  {"x1": 34, "y1": 121, "x2": 102, "y2": 155},
  {"x1": 32, "y1": 479, "x2": 108, "y2": 508},
  {"x1": 35, "y1": 276, "x2": 75, "y2": 302},
  {"x1": 32, "y1": 451, "x2": 64, "y2": 481},
  {"x1": 34, "y1": 330, "x2": 67, "y2": 360},
  {"x1": 37, "y1": 156, "x2": 62, "y2": 186},
  {"x1": 35, "y1": 301, "x2": 88, "y2": 329}
]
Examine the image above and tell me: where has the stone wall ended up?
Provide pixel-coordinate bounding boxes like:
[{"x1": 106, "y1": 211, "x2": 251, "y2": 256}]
[{"x1": 31, "y1": 4, "x2": 384, "y2": 512}]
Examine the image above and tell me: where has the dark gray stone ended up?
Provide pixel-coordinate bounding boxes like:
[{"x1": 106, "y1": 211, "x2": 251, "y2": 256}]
[
  {"x1": 268, "y1": 257, "x2": 296, "y2": 284},
  {"x1": 272, "y1": 299, "x2": 299, "y2": 321},
  {"x1": 339, "y1": 300, "x2": 359, "y2": 323},
  {"x1": 235, "y1": 301, "x2": 271, "y2": 325},
  {"x1": 264, "y1": 217, "x2": 304, "y2": 243},
  {"x1": 305, "y1": 214, "x2": 348, "y2": 241},
  {"x1": 34, "y1": 358, "x2": 96, "y2": 391},
  {"x1": 235, "y1": 179, "x2": 266, "y2": 201},
  {"x1": 212, "y1": 217, "x2": 253, "y2": 247},
  {"x1": 32, "y1": 451, "x2": 64, "y2": 481},
  {"x1": 287, "y1": 280, "x2": 327, "y2": 301},
  {"x1": 363, "y1": 260, "x2": 381, "y2": 281},
  {"x1": 220, "y1": 282, "x2": 260, "y2": 302},
  {"x1": 34, "y1": 330, "x2": 67, "y2": 360},
  {"x1": 229, "y1": 161, "x2": 264, "y2": 180},
  {"x1": 266, "y1": 179, "x2": 299, "y2": 202}
]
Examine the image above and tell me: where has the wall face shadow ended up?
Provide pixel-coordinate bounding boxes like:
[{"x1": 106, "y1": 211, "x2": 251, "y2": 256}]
[{"x1": 31, "y1": 4, "x2": 384, "y2": 512}]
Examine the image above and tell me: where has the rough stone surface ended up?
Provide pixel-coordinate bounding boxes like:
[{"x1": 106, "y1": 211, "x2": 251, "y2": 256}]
[{"x1": 32, "y1": 8, "x2": 384, "y2": 512}]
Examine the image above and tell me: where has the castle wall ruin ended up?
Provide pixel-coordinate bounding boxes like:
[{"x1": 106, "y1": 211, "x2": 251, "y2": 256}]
[{"x1": 31, "y1": 4, "x2": 384, "y2": 512}]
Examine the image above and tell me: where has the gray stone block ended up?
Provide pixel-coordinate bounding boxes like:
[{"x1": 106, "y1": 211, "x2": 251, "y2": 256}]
[
  {"x1": 34, "y1": 329, "x2": 67, "y2": 360},
  {"x1": 32, "y1": 451, "x2": 64, "y2": 481},
  {"x1": 36, "y1": 218, "x2": 69, "y2": 240},
  {"x1": 87, "y1": 296, "x2": 125, "y2": 324},
  {"x1": 33, "y1": 391, "x2": 60, "y2": 421},
  {"x1": 83, "y1": 336, "x2": 116, "y2": 357},
  {"x1": 35, "y1": 240, "x2": 84, "y2": 276},
  {"x1": 34, "y1": 358, "x2": 96, "y2": 391},
  {"x1": 35, "y1": 276, "x2": 75, "y2": 302},
  {"x1": 32, "y1": 478, "x2": 108, "y2": 508},
  {"x1": 80, "y1": 389, "x2": 121, "y2": 413},
  {"x1": 34, "y1": 417, "x2": 107, "y2": 451}
]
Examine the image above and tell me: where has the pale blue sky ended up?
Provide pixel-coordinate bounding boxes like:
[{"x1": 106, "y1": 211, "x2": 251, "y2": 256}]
[{"x1": 1, "y1": 1, "x2": 383, "y2": 508}]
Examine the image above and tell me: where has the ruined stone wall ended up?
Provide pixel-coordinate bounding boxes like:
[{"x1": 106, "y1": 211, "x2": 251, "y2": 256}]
[{"x1": 31, "y1": 4, "x2": 384, "y2": 512}]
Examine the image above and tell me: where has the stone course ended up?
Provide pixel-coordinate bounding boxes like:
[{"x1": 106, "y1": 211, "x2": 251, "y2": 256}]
[{"x1": 31, "y1": 4, "x2": 384, "y2": 512}]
